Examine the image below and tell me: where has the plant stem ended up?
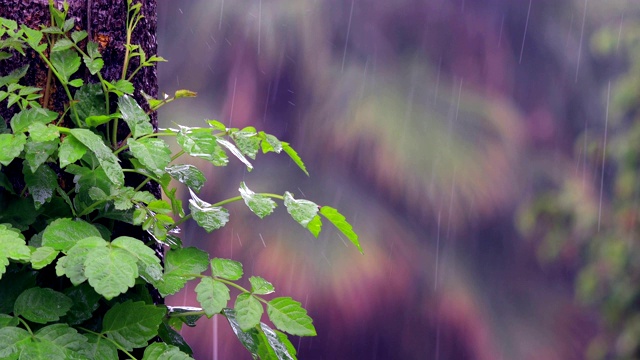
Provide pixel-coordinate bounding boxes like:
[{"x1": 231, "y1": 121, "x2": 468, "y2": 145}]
[{"x1": 17, "y1": 317, "x2": 33, "y2": 335}]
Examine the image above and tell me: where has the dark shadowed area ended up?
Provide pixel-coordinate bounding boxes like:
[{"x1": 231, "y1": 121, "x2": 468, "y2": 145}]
[{"x1": 155, "y1": 1, "x2": 638, "y2": 359}]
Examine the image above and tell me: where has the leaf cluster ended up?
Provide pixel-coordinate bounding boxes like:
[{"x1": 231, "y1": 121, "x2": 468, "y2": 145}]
[{"x1": 0, "y1": 1, "x2": 361, "y2": 359}]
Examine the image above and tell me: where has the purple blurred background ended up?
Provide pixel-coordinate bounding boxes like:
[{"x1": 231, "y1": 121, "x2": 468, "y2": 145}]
[{"x1": 154, "y1": 1, "x2": 634, "y2": 359}]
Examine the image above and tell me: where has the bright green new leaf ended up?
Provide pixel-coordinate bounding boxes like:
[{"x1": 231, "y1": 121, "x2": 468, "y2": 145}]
[
  {"x1": 142, "y1": 342, "x2": 192, "y2": 360},
  {"x1": 239, "y1": 182, "x2": 277, "y2": 219},
  {"x1": 207, "y1": 119, "x2": 227, "y2": 131},
  {"x1": 259, "y1": 132, "x2": 283, "y2": 153},
  {"x1": 235, "y1": 293, "x2": 263, "y2": 331},
  {"x1": 165, "y1": 164, "x2": 206, "y2": 193},
  {"x1": 177, "y1": 126, "x2": 228, "y2": 166},
  {"x1": 249, "y1": 276, "x2": 275, "y2": 295},
  {"x1": 118, "y1": 95, "x2": 153, "y2": 138},
  {"x1": 30, "y1": 246, "x2": 59, "y2": 269},
  {"x1": 28, "y1": 123, "x2": 59, "y2": 142},
  {"x1": 210, "y1": 258, "x2": 243, "y2": 280},
  {"x1": 174, "y1": 89, "x2": 197, "y2": 98},
  {"x1": 155, "y1": 247, "x2": 209, "y2": 296},
  {"x1": 0, "y1": 133, "x2": 26, "y2": 166},
  {"x1": 195, "y1": 277, "x2": 230, "y2": 317},
  {"x1": 283, "y1": 192, "x2": 318, "y2": 228},
  {"x1": 307, "y1": 215, "x2": 322, "y2": 238},
  {"x1": 282, "y1": 142, "x2": 309, "y2": 176},
  {"x1": 0, "y1": 225, "x2": 30, "y2": 277},
  {"x1": 25, "y1": 139, "x2": 59, "y2": 172},
  {"x1": 85, "y1": 113, "x2": 119, "y2": 127},
  {"x1": 101, "y1": 300, "x2": 166, "y2": 351},
  {"x1": 128, "y1": 138, "x2": 171, "y2": 177},
  {"x1": 106, "y1": 79, "x2": 134, "y2": 95},
  {"x1": 267, "y1": 297, "x2": 316, "y2": 336},
  {"x1": 112, "y1": 236, "x2": 163, "y2": 283},
  {"x1": 11, "y1": 108, "x2": 58, "y2": 133},
  {"x1": 84, "y1": 247, "x2": 138, "y2": 300},
  {"x1": 69, "y1": 129, "x2": 124, "y2": 186},
  {"x1": 21, "y1": 25, "x2": 43, "y2": 50},
  {"x1": 217, "y1": 138, "x2": 253, "y2": 170},
  {"x1": 14, "y1": 287, "x2": 72, "y2": 324},
  {"x1": 51, "y1": 38, "x2": 73, "y2": 52},
  {"x1": 42, "y1": 218, "x2": 101, "y2": 251},
  {"x1": 68, "y1": 78, "x2": 84, "y2": 87},
  {"x1": 320, "y1": 206, "x2": 362, "y2": 254},
  {"x1": 188, "y1": 189, "x2": 229, "y2": 232},
  {"x1": 50, "y1": 48, "x2": 81, "y2": 83}
]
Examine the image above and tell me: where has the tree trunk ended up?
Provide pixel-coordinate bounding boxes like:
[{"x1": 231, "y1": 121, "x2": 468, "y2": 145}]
[{"x1": 0, "y1": 0, "x2": 162, "y2": 301}]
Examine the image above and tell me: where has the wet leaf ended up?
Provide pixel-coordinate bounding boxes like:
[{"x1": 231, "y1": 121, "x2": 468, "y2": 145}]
[
  {"x1": 119, "y1": 95, "x2": 153, "y2": 138},
  {"x1": 320, "y1": 206, "x2": 362, "y2": 254},
  {"x1": 267, "y1": 297, "x2": 316, "y2": 336},
  {"x1": 283, "y1": 192, "x2": 318, "y2": 228},
  {"x1": 128, "y1": 138, "x2": 171, "y2": 177},
  {"x1": 166, "y1": 164, "x2": 206, "y2": 193},
  {"x1": 42, "y1": 218, "x2": 101, "y2": 251},
  {"x1": 14, "y1": 287, "x2": 72, "y2": 324},
  {"x1": 101, "y1": 300, "x2": 166, "y2": 351},
  {"x1": 235, "y1": 293, "x2": 263, "y2": 331},
  {"x1": 239, "y1": 182, "x2": 276, "y2": 219},
  {"x1": 188, "y1": 189, "x2": 229, "y2": 232},
  {"x1": 195, "y1": 277, "x2": 230, "y2": 317},
  {"x1": 210, "y1": 258, "x2": 243, "y2": 280}
]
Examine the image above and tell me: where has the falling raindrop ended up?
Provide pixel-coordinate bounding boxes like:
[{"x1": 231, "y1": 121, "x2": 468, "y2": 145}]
[
  {"x1": 519, "y1": 0, "x2": 532, "y2": 64},
  {"x1": 341, "y1": 0, "x2": 355, "y2": 73},
  {"x1": 598, "y1": 81, "x2": 611, "y2": 232}
]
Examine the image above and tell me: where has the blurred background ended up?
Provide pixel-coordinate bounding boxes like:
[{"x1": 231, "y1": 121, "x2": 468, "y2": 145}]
[{"x1": 154, "y1": 0, "x2": 640, "y2": 359}]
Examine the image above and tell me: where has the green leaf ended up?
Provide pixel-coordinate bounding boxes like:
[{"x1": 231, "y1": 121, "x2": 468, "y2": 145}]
[
  {"x1": 21, "y1": 25, "x2": 43, "y2": 50},
  {"x1": 155, "y1": 247, "x2": 209, "y2": 296},
  {"x1": 0, "y1": 314, "x2": 19, "y2": 328},
  {"x1": 42, "y1": 218, "x2": 101, "y2": 251},
  {"x1": 231, "y1": 130, "x2": 261, "y2": 159},
  {"x1": 0, "y1": 326, "x2": 31, "y2": 358},
  {"x1": 105, "y1": 79, "x2": 134, "y2": 95},
  {"x1": 267, "y1": 297, "x2": 316, "y2": 336},
  {"x1": 118, "y1": 95, "x2": 153, "y2": 138},
  {"x1": 71, "y1": 30, "x2": 87, "y2": 43},
  {"x1": 28, "y1": 123, "x2": 59, "y2": 142},
  {"x1": 74, "y1": 83, "x2": 107, "y2": 124},
  {"x1": 283, "y1": 192, "x2": 318, "y2": 228},
  {"x1": 320, "y1": 206, "x2": 362, "y2": 254},
  {"x1": 282, "y1": 142, "x2": 309, "y2": 176},
  {"x1": 174, "y1": 89, "x2": 197, "y2": 98},
  {"x1": 195, "y1": 277, "x2": 230, "y2": 317},
  {"x1": 217, "y1": 138, "x2": 253, "y2": 170},
  {"x1": 235, "y1": 293, "x2": 263, "y2": 331},
  {"x1": 56, "y1": 237, "x2": 107, "y2": 285},
  {"x1": 0, "y1": 267, "x2": 37, "y2": 314},
  {"x1": 260, "y1": 132, "x2": 283, "y2": 153},
  {"x1": 0, "y1": 51, "x2": 11, "y2": 60},
  {"x1": 51, "y1": 38, "x2": 74, "y2": 52},
  {"x1": 84, "y1": 246, "x2": 138, "y2": 300},
  {"x1": 112, "y1": 236, "x2": 163, "y2": 283},
  {"x1": 34, "y1": 323, "x2": 92, "y2": 358},
  {"x1": 11, "y1": 108, "x2": 58, "y2": 133},
  {"x1": 83, "y1": 56, "x2": 104, "y2": 75},
  {"x1": 0, "y1": 225, "x2": 30, "y2": 277},
  {"x1": 58, "y1": 135, "x2": 87, "y2": 168},
  {"x1": 128, "y1": 138, "x2": 171, "y2": 177},
  {"x1": 188, "y1": 189, "x2": 229, "y2": 232},
  {"x1": 68, "y1": 78, "x2": 84, "y2": 87},
  {"x1": 51, "y1": 48, "x2": 81, "y2": 83},
  {"x1": 69, "y1": 129, "x2": 124, "y2": 186},
  {"x1": 25, "y1": 139, "x2": 59, "y2": 173},
  {"x1": 165, "y1": 164, "x2": 206, "y2": 193},
  {"x1": 0, "y1": 133, "x2": 26, "y2": 166},
  {"x1": 142, "y1": 342, "x2": 192, "y2": 360},
  {"x1": 14, "y1": 287, "x2": 72, "y2": 324},
  {"x1": 87, "y1": 41, "x2": 100, "y2": 59},
  {"x1": 177, "y1": 126, "x2": 228, "y2": 166},
  {"x1": 260, "y1": 324, "x2": 297, "y2": 360},
  {"x1": 157, "y1": 322, "x2": 194, "y2": 355},
  {"x1": 239, "y1": 182, "x2": 277, "y2": 218},
  {"x1": 249, "y1": 276, "x2": 275, "y2": 295},
  {"x1": 307, "y1": 215, "x2": 322, "y2": 238},
  {"x1": 101, "y1": 300, "x2": 166, "y2": 351},
  {"x1": 85, "y1": 113, "x2": 119, "y2": 127},
  {"x1": 83, "y1": 333, "x2": 118, "y2": 360},
  {"x1": 62, "y1": 282, "x2": 101, "y2": 325},
  {"x1": 0, "y1": 65, "x2": 28, "y2": 88},
  {"x1": 30, "y1": 246, "x2": 59, "y2": 269},
  {"x1": 222, "y1": 308, "x2": 261, "y2": 357},
  {"x1": 210, "y1": 258, "x2": 243, "y2": 280},
  {"x1": 207, "y1": 119, "x2": 227, "y2": 131}
]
